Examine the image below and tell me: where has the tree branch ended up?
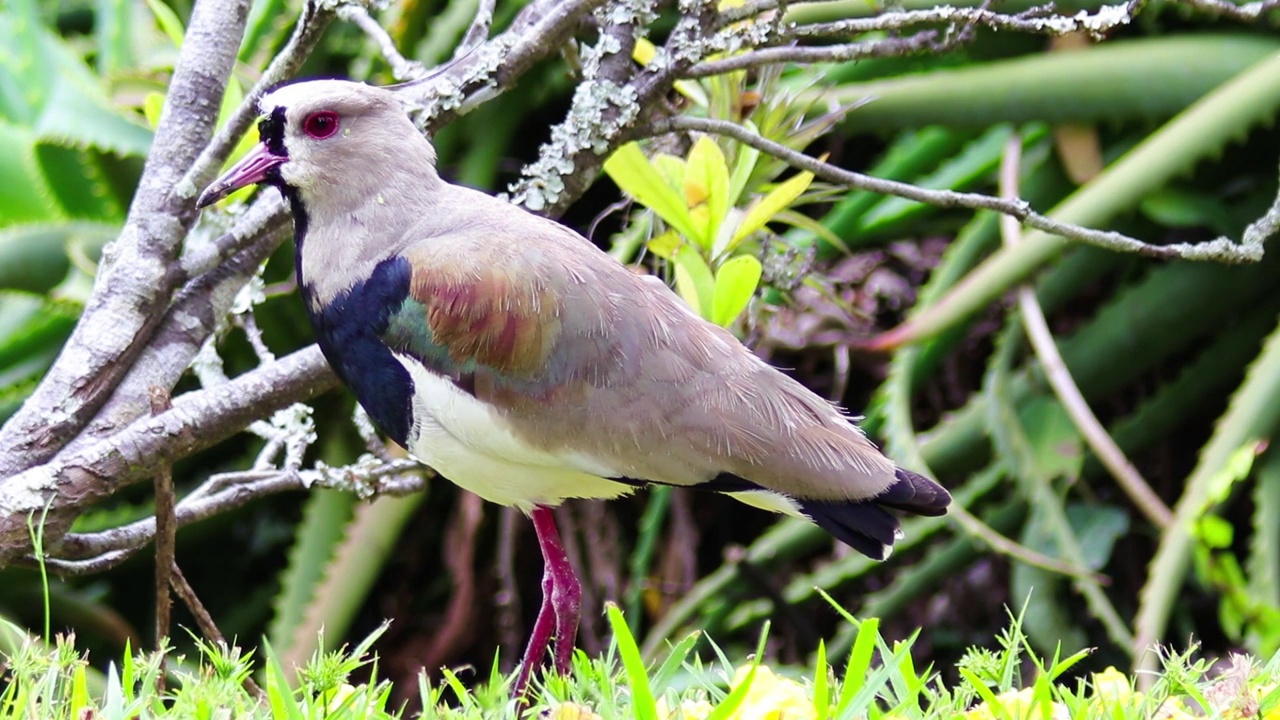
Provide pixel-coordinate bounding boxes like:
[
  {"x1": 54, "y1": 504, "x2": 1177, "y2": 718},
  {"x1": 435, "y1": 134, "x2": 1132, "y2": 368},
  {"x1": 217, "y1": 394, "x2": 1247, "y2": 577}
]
[
  {"x1": 655, "y1": 115, "x2": 1267, "y2": 263},
  {"x1": 0, "y1": 0, "x2": 251, "y2": 477},
  {"x1": 180, "y1": 0, "x2": 337, "y2": 196},
  {"x1": 42, "y1": 460, "x2": 424, "y2": 574},
  {"x1": 0, "y1": 347, "x2": 340, "y2": 565}
]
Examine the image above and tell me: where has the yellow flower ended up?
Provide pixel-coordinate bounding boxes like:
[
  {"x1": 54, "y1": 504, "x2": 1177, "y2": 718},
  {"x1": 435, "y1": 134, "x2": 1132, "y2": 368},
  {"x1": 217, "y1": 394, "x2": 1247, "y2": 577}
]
[
  {"x1": 729, "y1": 665, "x2": 816, "y2": 720},
  {"x1": 963, "y1": 687, "x2": 1068, "y2": 720},
  {"x1": 657, "y1": 697, "x2": 716, "y2": 720},
  {"x1": 547, "y1": 701, "x2": 603, "y2": 720},
  {"x1": 322, "y1": 683, "x2": 358, "y2": 713},
  {"x1": 1153, "y1": 697, "x2": 1198, "y2": 720},
  {"x1": 1091, "y1": 667, "x2": 1134, "y2": 703}
]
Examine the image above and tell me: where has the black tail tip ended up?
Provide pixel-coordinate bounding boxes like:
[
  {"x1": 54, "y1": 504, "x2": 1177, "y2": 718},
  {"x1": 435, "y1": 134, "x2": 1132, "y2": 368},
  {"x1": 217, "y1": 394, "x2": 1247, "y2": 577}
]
[
  {"x1": 798, "y1": 468, "x2": 951, "y2": 560},
  {"x1": 883, "y1": 467, "x2": 951, "y2": 516}
]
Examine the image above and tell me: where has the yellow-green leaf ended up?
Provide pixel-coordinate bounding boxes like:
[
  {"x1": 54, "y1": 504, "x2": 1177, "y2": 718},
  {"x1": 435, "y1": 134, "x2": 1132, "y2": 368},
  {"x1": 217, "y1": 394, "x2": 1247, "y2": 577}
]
[
  {"x1": 772, "y1": 208, "x2": 851, "y2": 255},
  {"x1": 711, "y1": 255, "x2": 762, "y2": 327},
  {"x1": 674, "y1": 245, "x2": 715, "y2": 319},
  {"x1": 727, "y1": 141, "x2": 760, "y2": 207},
  {"x1": 732, "y1": 170, "x2": 815, "y2": 248},
  {"x1": 653, "y1": 154, "x2": 686, "y2": 195},
  {"x1": 647, "y1": 229, "x2": 682, "y2": 260},
  {"x1": 143, "y1": 92, "x2": 164, "y2": 129},
  {"x1": 604, "y1": 143, "x2": 701, "y2": 242},
  {"x1": 684, "y1": 136, "x2": 730, "y2": 250}
]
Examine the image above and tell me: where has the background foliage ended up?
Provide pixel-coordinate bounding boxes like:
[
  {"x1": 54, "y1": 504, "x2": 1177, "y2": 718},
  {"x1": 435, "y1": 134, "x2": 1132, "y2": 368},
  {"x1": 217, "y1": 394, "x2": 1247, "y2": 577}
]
[{"x1": 2, "y1": 0, "x2": 1280, "y2": 714}]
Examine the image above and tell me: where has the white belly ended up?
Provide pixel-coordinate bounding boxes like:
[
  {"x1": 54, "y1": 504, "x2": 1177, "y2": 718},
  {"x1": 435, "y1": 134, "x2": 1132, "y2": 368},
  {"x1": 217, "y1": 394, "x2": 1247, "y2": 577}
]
[{"x1": 395, "y1": 354, "x2": 634, "y2": 511}]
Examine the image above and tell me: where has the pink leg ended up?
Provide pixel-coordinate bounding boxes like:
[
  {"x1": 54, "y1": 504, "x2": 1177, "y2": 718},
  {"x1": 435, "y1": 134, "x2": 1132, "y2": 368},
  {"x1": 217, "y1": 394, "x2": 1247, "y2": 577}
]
[{"x1": 512, "y1": 506, "x2": 582, "y2": 699}]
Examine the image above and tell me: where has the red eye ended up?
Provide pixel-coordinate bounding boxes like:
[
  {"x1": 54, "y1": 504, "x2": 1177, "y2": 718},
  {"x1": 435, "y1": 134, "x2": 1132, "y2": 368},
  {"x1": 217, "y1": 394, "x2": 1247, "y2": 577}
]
[{"x1": 302, "y1": 111, "x2": 340, "y2": 139}]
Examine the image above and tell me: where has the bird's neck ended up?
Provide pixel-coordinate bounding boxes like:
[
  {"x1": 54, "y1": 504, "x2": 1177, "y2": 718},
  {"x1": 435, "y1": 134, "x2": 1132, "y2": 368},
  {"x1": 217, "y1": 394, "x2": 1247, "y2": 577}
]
[{"x1": 291, "y1": 168, "x2": 443, "y2": 310}]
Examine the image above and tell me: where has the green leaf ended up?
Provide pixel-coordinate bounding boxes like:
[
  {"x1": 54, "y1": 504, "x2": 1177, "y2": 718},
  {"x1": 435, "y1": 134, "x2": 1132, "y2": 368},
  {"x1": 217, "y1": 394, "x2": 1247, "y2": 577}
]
[
  {"x1": 1204, "y1": 441, "x2": 1261, "y2": 507},
  {"x1": 1066, "y1": 504, "x2": 1128, "y2": 571},
  {"x1": 95, "y1": 0, "x2": 134, "y2": 75},
  {"x1": 33, "y1": 82, "x2": 151, "y2": 158},
  {"x1": 673, "y1": 245, "x2": 715, "y2": 319},
  {"x1": 649, "y1": 630, "x2": 701, "y2": 697},
  {"x1": 606, "y1": 604, "x2": 657, "y2": 720},
  {"x1": 772, "y1": 208, "x2": 851, "y2": 255},
  {"x1": 1017, "y1": 398, "x2": 1083, "y2": 481},
  {"x1": 653, "y1": 154, "x2": 686, "y2": 194},
  {"x1": 727, "y1": 141, "x2": 760, "y2": 208},
  {"x1": 836, "y1": 617, "x2": 879, "y2": 716},
  {"x1": 144, "y1": 0, "x2": 186, "y2": 47},
  {"x1": 731, "y1": 170, "x2": 815, "y2": 250},
  {"x1": 1139, "y1": 187, "x2": 1236, "y2": 234},
  {"x1": 1197, "y1": 515, "x2": 1234, "y2": 549},
  {"x1": 0, "y1": 122, "x2": 61, "y2": 225},
  {"x1": 262, "y1": 637, "x2": 305, "y2": 720},
  {"x1": 711, "y1": 255, "x2": 762, "y2": 327},
  {"x1": 685, "y1": 136, "x2": 730, "y2": 248},
  {"x1": 604, "y1": 143, "x2": 701, "y2": 243}
]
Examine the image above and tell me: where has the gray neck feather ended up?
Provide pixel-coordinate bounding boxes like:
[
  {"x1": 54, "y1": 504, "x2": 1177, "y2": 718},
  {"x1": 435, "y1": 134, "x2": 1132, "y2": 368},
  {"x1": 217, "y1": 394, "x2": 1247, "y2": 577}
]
[{"x1": 297, "y1": 155, "x2": 444, "y2": 308}]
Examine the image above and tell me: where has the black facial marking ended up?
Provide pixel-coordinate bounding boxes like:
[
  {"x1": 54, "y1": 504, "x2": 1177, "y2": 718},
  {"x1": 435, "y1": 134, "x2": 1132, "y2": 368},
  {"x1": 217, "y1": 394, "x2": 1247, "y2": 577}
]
[{"x1": 259, "y1": 106, "x2": 288, "y2": 156}]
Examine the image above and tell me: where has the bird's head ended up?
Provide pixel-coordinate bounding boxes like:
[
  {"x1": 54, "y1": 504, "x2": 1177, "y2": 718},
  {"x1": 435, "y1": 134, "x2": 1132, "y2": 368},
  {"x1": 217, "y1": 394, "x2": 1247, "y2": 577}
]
[{"x1": 196, "y1": 80, "x2": 436, "y2": 210}]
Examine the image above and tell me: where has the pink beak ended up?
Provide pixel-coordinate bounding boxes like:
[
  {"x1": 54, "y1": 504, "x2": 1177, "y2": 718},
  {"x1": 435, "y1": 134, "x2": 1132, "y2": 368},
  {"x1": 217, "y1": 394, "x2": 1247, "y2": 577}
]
[{"x1": 196, "y1": 143, "x2": 287, "y2": 208}]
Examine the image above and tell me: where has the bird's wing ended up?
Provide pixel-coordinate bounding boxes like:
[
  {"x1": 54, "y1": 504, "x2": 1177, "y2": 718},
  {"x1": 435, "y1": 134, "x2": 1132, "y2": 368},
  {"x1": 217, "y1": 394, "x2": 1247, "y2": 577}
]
[{"x1": 382, "y1": 217, "x2": 904, "y2": 504}]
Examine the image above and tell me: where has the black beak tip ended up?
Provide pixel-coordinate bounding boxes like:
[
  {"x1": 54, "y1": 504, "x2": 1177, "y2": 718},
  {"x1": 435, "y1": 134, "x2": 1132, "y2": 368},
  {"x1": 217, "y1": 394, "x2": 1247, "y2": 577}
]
[{"x1": 195, "y1": 187, "x2": 222, "y2": 210}]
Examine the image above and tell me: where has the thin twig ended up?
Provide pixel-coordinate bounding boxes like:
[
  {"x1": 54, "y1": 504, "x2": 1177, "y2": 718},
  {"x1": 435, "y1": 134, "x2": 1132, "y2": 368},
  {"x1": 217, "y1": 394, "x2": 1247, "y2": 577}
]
[
  {"x1": 458, "y1": 0, "x2": 498, "y2": 53},
  {"x1": 685, "y1": 31, "x2": 943, "y2": 77},
  {"x1": 338, "y1": 4, "x2": 426, "y2": 80},
  {"x1": 950, "y1": 504, "x2": 1107, "y2": 582},
  {"x1": 716, "y1": 0, "x2": 781, "y2": 25},
  {"x1": 170, "y1": 563, "x2": 266, "y2": 700},
  {"x1": 51, "y1": 459, "x2": 424, "y2": 566},
  {"x1": 997, "y1": 135, "x2": 1174, "y2": 529},
  {"x1": 1175, "y1": 0, "x2": 1280, "y2": 22},
  {"x1": 150, "y1": 388, "x2": 176, "y2": 654},
  {"x1": 793, "y1": 1, "x2": 1140, "y2": 39},
  {"x1": 656, "y1": 115, "x2": 1264, "y2": 264}
]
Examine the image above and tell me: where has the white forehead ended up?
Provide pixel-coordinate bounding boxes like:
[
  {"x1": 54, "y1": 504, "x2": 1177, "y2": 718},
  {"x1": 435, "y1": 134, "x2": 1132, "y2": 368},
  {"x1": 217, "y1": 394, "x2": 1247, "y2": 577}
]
[{"x1": 259, "y1": 79, "x2": 392, "y2": 117}]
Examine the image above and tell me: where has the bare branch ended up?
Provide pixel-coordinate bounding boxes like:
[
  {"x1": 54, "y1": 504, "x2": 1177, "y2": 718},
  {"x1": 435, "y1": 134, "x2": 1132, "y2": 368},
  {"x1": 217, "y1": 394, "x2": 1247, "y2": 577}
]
[
  {"x1": 0, "y1": 0, "x2": 252, "y2": 477},
  {"x1": 150, "y1": 388, "x2": 176, "y2": 651},
  {"x1": 509, "y1": 0, "x2": 718, "y2": 216},
  {"x1": 998, "y1": 134, "x2": 1174, "y2": 530},
  {"x1": 0, "y1": 348, "x2": 340, "y2": 565},
  {"x1": 716, "y1": 0, "x2": 781, "y2": 25},
  {"x1": 397, "y1": 0, "x2": 613, "y2": 131},
  {"x1": 792, "y1": 1, "x2": 1141, "y2": 39},
  {"x1": 1173, "y1": 0, "x2": 1280, "y2": 22},
  {"x1": 180, "y1": 0, "x2": 337, "y2": 196},
  {"x1": 66, "y1": 221, "x2": 291, "y2": 458},
  {"x1": 657, "y1": 115, "x2": 1267, "y2": 263},
  {"x1": 684, "y1": 31, "x2": 942, "y2": 77},
  {"x1": 338, "y1": 3, "x2": 425, "y2": 80},
  {"x1": 459, "y1": 0, "x2": 499, "y2": 53}
]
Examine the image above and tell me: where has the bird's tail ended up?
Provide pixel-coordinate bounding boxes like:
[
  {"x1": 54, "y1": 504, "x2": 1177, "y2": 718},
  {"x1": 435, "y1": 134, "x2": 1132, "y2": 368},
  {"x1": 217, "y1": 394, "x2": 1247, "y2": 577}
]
[{"x1": 797, "y1": 468, "x2": 951, "y2": 561}]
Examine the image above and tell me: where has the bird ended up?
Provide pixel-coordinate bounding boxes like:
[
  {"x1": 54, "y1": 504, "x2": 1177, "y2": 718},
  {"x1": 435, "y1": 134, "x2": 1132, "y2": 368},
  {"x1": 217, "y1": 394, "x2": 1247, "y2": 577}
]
[{"x1": 196, "y1": 79, "x2": 951, "y2": 698}]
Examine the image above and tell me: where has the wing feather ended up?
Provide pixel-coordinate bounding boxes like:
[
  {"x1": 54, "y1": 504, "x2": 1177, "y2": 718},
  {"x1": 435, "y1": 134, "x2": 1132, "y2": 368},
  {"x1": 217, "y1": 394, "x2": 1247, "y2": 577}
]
[{"x1": 387, "y1": 200, "x2": 899, "y2": 503}]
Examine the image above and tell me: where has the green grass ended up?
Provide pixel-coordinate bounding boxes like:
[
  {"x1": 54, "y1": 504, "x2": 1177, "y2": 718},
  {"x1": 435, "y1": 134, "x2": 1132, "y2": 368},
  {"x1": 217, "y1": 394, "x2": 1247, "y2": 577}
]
[{"x1": 3, "y1": 605, "x2": 1277, "y2": 719}]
